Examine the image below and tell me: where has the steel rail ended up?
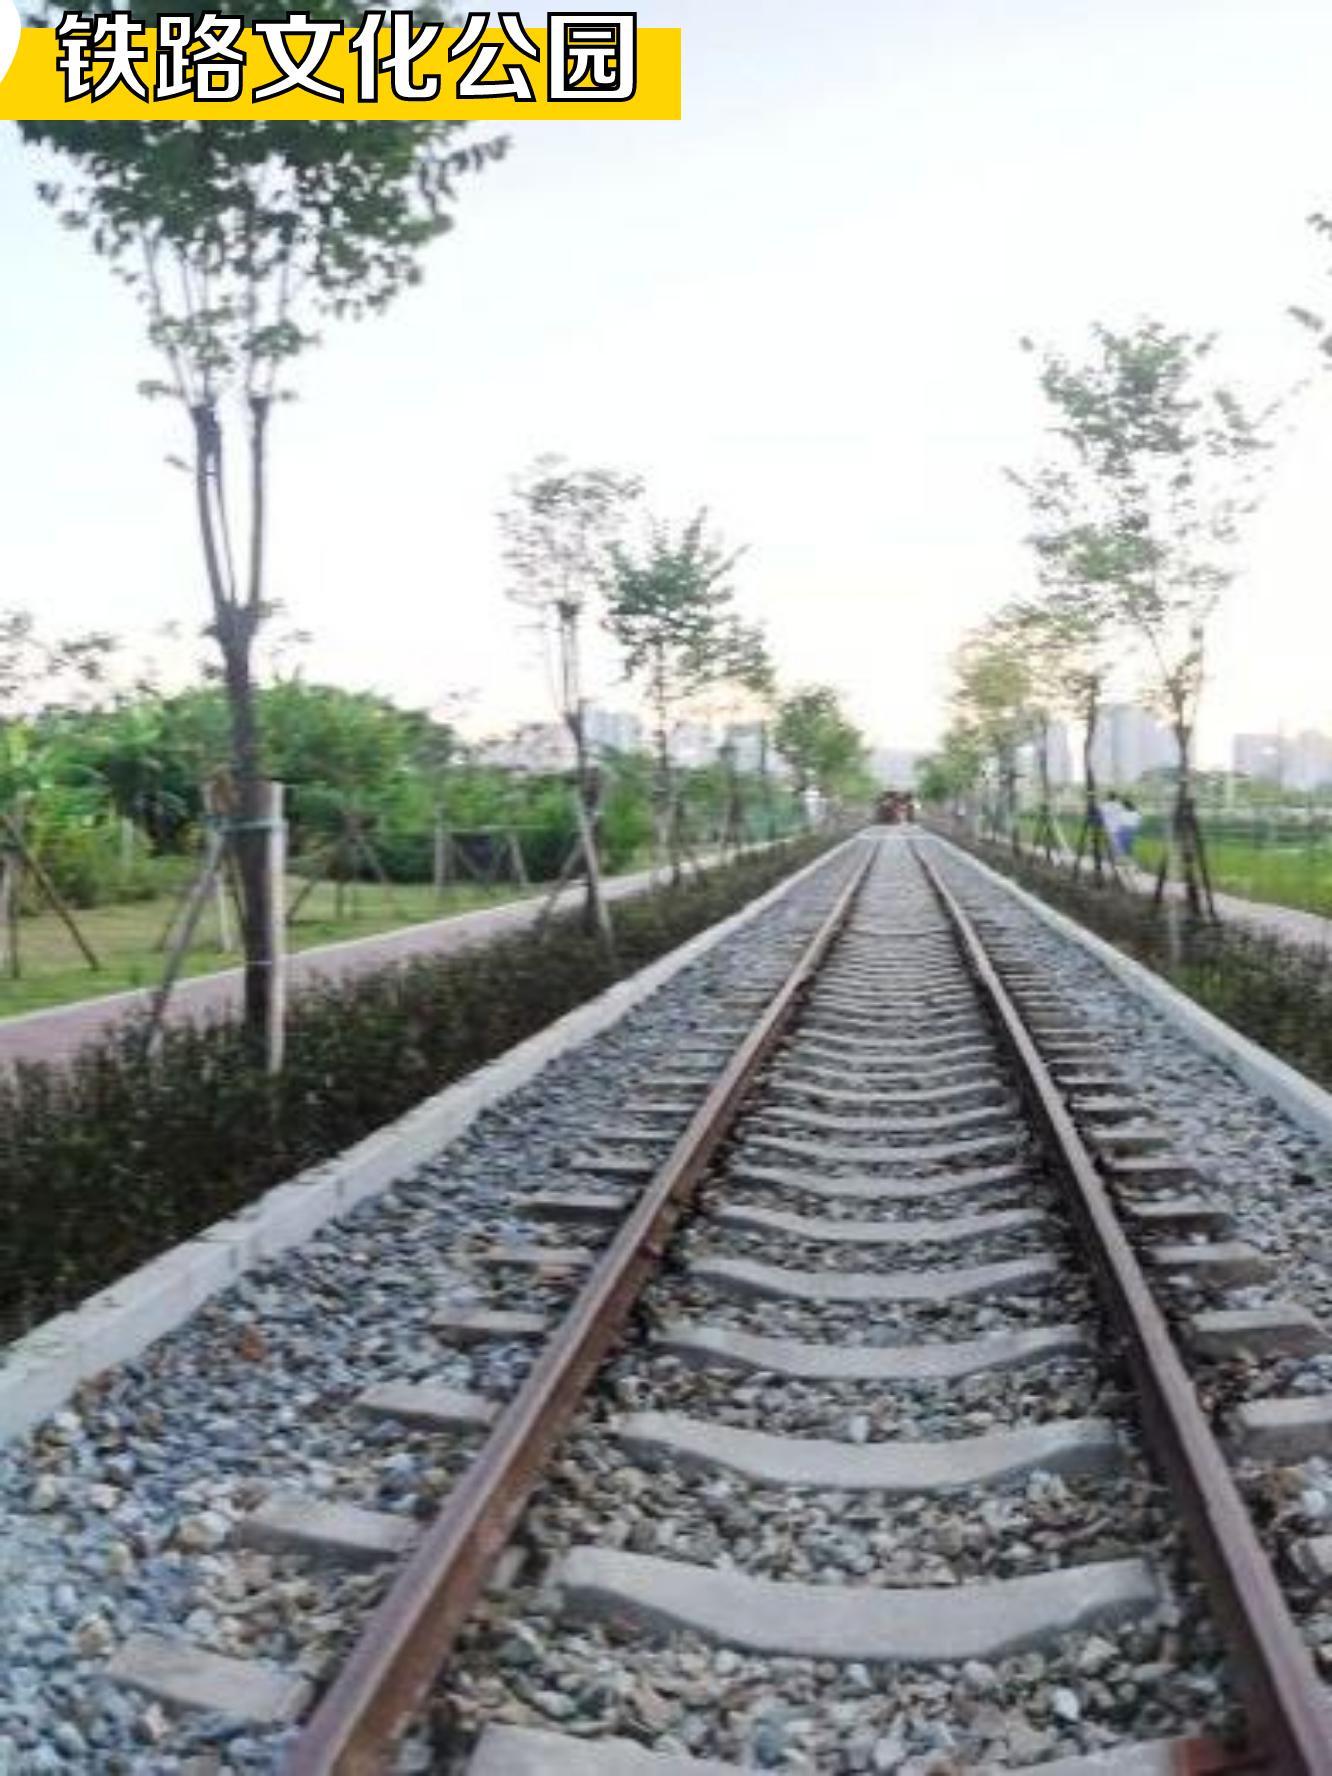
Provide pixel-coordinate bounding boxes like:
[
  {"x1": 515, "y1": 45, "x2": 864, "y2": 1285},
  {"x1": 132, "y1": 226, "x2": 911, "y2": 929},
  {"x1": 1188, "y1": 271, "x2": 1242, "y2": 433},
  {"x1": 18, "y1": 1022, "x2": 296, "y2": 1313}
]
[
  {"x1": 915, "y1": 841, "x2": 1332, "y2": 1776},
  {"x1": 284, "y1": 840, "x2": 876, "y2": 1775}
]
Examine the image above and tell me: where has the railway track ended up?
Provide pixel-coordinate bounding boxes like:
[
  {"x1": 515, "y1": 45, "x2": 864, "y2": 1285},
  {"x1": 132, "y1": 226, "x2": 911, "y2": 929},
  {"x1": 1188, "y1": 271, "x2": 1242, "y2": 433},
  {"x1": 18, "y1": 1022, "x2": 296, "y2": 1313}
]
[
  {"x1": 261, "y1": 832, "x2": 1328, "y2": 1773},
  {"x1": 17, "y1": 832, "x2": 1332, "y2": 1772}
]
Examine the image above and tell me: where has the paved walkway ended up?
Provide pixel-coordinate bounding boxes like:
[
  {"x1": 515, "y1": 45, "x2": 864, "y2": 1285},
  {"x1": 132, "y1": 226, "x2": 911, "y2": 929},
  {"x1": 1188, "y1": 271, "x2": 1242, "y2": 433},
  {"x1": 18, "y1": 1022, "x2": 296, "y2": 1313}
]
[
  {"x1": 1094, "y1": 859, "x2": 1332, "y2": 951},
  {"x1": 1204, "y1": 886, "x2": 1332, "y2": 950},
  {"x1": 0, "y1": 856, "x2": 731, "y2": 1071}
]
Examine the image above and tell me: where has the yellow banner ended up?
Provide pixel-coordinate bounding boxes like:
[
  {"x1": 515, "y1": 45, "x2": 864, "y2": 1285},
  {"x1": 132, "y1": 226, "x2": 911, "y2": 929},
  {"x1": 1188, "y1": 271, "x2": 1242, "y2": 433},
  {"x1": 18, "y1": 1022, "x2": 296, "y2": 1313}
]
[{"x1": 0, "y1": 18, "x2": 681, "y2": 121}]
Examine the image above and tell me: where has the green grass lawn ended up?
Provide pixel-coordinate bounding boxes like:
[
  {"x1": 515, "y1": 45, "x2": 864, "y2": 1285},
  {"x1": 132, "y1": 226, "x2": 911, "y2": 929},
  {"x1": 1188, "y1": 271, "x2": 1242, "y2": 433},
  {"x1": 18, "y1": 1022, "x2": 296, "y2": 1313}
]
[
  {"x1": 1014, "y1": 811, "x2": 1332, "y2": 921},
  {"x1": 1133, "y1": 836, "x2": 1332, "y2": 920},
  {"x1": 0, "y1": 877, "x2": 533, "y2": 1018}
]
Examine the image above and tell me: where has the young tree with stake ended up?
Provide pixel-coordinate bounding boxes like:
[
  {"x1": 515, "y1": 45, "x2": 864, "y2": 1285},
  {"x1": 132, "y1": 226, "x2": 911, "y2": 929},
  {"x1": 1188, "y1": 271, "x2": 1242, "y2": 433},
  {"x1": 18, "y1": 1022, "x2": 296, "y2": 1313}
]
[
  {"x1": 607, "y1": 511, "x2": 766, "y2": 883},
  {"x1": 500, "y1": 458, "x2": 643, "y2": 948},
  {"x1": 772, "y1": 685, "x2": 869, "y2": 820},
  {"x1": 1006, "y1": 458, "x2": 1135, "y2": 880},
  {"x1": 949, "y1": 617, "x2": 1038, "y2": 852},
  {"x1": 1024, "y1": 323, "x2": 1270, "y2": 918},
  {"x1": 25, "y1": 95, "x2": 507, "y2": 1066}
]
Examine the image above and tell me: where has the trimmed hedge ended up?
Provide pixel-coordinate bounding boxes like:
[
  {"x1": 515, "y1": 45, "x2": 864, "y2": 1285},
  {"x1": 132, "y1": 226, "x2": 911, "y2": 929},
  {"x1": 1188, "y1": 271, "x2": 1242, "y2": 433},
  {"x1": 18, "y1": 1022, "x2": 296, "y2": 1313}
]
[
  {"x1": 0, "y1": 836, "x2": 841, "y2": 1343},
  {"x1": 937, "y1": 826, "x2": 1332, "y2": 1096}
]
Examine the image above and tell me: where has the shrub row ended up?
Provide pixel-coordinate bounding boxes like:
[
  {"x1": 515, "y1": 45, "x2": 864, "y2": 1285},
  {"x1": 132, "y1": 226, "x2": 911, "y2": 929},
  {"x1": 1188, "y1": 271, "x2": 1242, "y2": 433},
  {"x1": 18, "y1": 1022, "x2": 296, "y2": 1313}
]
[
  {"x1": 0, "y1": 835, "x2": 841, "y2": 1343},
  {"x1": 938, "y1": 826, "x2": 1332, "y2": 1095}
]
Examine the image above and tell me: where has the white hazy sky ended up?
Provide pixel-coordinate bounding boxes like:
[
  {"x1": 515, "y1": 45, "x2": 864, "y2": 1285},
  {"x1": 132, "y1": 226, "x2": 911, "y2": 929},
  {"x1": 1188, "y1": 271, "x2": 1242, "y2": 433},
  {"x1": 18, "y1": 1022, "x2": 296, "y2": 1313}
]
[{"x1": 2, "y1": 0, "x2": 1332, "y2": 762}]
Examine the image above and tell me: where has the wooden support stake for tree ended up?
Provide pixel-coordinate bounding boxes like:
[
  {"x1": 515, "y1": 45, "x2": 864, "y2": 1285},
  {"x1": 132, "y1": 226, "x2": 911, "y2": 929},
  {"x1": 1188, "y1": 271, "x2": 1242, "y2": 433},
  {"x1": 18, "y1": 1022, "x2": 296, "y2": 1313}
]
[
  {"x1": 572, "y1": 785, "x2": 616, "y2": 963},
  {"x1": 0, "y1": 814, "x2": 101, "y2": 973},
  {"x1": 119, "y1": 816, "x2": 136, "y2": 886},
  {"x1": 145, "y1": 781, "x2": 287, "y2": 1074},
  {"x1": 535, "y1": 833, "x2": 584, "y2": 935},
  {"x1": 433, "y1": 812, "x2": 450, "y2": 903},
  {"x1": 143, "y1": 823, "x2": 230, "y2": 1054},
  {"x1": 286, "y1": 838, "x2": 338, "y2": 925},
  {"x1": 214, "y1": 867, "x2": 234, "y2": 953},
  {"x1": 347, "y1": 814, "x2": 401, "y2": 915},
  {"x1": 507, "y1": 827, "x2": 530, "y2": 889},
  {"x1": 0, "y1": 850, "x2": 17, "y2": 981},
  {"x1": 260, "y1": 781, "x2": 288, "y2": 1075}
]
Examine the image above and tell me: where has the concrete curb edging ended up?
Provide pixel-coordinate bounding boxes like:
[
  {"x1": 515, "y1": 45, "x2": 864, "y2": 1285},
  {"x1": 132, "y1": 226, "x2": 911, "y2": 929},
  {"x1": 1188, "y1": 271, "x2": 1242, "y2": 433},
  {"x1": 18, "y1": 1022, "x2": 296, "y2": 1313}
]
[
  {"x1": 930, "y1": 835, "x2": 1332, "y2": 1148},
  {"x1": 0, "y1": 837, "x2": 861, "y2": 1444}
]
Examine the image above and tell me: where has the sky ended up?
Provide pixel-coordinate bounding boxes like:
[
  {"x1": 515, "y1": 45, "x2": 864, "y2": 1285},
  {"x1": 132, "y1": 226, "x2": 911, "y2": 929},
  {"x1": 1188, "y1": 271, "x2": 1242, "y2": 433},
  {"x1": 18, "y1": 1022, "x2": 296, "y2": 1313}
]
[{"x1": 2, "y1": 0, "x2": 1332, "y2": 764}]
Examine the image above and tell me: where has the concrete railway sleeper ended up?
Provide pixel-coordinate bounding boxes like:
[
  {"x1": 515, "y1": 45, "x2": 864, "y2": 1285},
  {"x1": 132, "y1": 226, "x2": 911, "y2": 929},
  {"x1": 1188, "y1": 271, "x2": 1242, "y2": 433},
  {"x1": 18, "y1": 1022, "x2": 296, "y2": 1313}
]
[
  {"x1": 274, "y1": 835, "x2": 1332, "y2": 1772},
  {"x1": 12, "y1": 832, "x2": 1332, "y2": 1773}
]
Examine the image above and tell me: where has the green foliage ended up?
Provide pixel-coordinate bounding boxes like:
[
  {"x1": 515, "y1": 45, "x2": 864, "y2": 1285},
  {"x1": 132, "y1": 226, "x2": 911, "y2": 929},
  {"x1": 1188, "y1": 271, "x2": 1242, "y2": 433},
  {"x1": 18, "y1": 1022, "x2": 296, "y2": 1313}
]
[
  {"x1": 772, "y1": 685, "x2": 869, "y2": 803},
  {"x1": 0, "y1": 666, "x2": 808, "y2": 911},
  {"x1": 917, "y1": 726, "x2": 986, "y2": 805},
  {"x1": 606, "y1": 508, "x2": 771, "y2": 878},
  {"x1": 24, "y1": 77, "x2": 509, "y2": 1057},
  {"x1": 607, "y1": 510, "x2": 769, "y2": 728},
  {"x1": 0, "y1": 835, "x2": 839, "y2": 1339},
  {"x1": 23, "y1": 93, "x2": 507, "y2": 394},
  {"x1": 1019, "y1": 322, "x2": 1270, "y2": 746},
  {"x1": 501, "y1": 458, "x2": 643, "y2": 623}
]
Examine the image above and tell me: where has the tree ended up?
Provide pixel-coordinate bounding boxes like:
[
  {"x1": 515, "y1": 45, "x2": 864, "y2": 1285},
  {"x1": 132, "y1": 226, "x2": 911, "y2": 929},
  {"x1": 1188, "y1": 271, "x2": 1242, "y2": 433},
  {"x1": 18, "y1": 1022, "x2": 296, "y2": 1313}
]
[
  {"x1": 25, "y1": 93, "x2": 507, "y2": 1063},
  {"x1": 773, "y1": 686, "x2": 868, "y2": 818},
  {"x1": 1005, "y1": 458, "x2": 1136, "y2": 878},
  {"x1": 917, "y1": 724, "x2": 986, "y2": 814},
  {"x1": 500, "y1": 457, "x2": 642, "y2": 945},
  {"x1": 985, "y1": 600, "x2": 1071, "y2": 859},
  {"x1": 607, "y1": 510, "x2": 768, "y2": 880},
  {"x1": 948, "y1": 617, "x2": 1038, "y2": 850},
  {"x1": 712, "y1": 630, "x2": 776, "y2": 854},
  {"x1": 1024, "y1": 322, "x2": 1270, "y2": 916},
  {"x1": 0, "y1": 611, "x2": 117, "y2": 721}
]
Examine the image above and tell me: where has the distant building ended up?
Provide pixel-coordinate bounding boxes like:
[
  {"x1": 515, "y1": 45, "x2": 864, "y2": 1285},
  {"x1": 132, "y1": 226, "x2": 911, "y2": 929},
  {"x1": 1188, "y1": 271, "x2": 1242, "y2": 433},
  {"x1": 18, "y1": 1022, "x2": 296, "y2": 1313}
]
[
  {"x1": 672, "y1": 721, "x2": 719, "y2": 768},
  {"x1": 1046, "y1": 723, "x2": 1073, "y2": 787},
  {"x1": 1232, "y1": 729, "x2": 1332, "y2": 792},
  {"x1": 1287, "y1": 730, "x2": 1332, "y2": 792},
  {"x1": 723, "y1": 723, "x2": 768, "y2": 775},
  {"x1": 1016, "y1": 724, "x2": 1073, "y2": 795},
  {"x1": 1090, "y1": 704, "x2": 1175, "y2": 787},
  {"x1": 479, "y1": 721, "x2": 573, "y2": 773},
  {"x1": 1233, "y1": 733, "x2": 1284, "y2": 785},
  {"x1": 584, "y1": 707, "x2": 644, "y2": 755}
]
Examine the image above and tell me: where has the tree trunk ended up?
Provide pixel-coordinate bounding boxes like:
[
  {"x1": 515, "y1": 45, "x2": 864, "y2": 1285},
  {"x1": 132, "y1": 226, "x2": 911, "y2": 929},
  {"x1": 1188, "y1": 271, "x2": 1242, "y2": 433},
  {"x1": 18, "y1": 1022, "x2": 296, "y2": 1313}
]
[
  {"x1": 1169, "y1": 716, "x2": 1215, "y2": 922},
  {"x1": 221, "y1": 638, "x2": 285, "y2": 1067},
  {"x1": 1076, "y1": 686, "x2": 1112, "y2": 884},
  {"x1": 720, "y1": 741, "x2": 743, "y2": 855},
  {"x1": 191, "y1": 395, "x2": 284, "y2": 1072},
  {"x1": 650, "y1": 679, "x2": 679, "y2": 885},
  {"x1": 758, "y1": 723, "x2": 777, "y2": 841},
  {"x1": 566, "y1": 700, "x2": 614, "y2": 953},
  {"x1": 1000, "y1": 749, "x2": 1020, "y2": 854},
  {"x1": 1036, "y1": 723, "x2": 1054, "y2": 860}
]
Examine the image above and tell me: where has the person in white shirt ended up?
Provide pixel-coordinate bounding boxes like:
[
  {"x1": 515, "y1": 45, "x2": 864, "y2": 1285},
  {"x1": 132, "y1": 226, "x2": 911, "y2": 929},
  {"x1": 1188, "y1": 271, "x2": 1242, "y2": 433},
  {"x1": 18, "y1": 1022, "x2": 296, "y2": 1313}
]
[
  {"x1": 1117, "y1": 797, "x2": 1143, "y2": 866},
  {"x1": 1098, "y1": 795, "x2": 1125, "y2": 859}
]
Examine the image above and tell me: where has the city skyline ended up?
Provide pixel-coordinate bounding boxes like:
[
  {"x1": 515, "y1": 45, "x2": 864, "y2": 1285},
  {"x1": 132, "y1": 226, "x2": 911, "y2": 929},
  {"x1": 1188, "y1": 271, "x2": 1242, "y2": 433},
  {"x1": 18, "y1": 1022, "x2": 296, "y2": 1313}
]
[{"x1": 474, "y1": 700, "x2": 1332, "y2": 793}]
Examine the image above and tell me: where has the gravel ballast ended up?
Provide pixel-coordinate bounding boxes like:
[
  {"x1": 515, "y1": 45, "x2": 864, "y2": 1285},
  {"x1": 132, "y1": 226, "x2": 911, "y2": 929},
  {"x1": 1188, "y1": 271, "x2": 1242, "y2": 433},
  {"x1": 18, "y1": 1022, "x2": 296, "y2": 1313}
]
[
  {"x1": 423, "y1": 840, "x2": 1237, "y2": 1773},
  {"x1": 0, "y1": 848, "x2": 862, "y2": 1773}
]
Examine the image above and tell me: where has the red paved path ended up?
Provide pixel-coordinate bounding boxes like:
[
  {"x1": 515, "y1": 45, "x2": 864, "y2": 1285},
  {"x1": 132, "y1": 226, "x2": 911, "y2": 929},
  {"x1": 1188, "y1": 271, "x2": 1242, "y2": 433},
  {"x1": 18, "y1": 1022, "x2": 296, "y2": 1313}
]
[{"x1": 0, "y1": 863, "x2": 675, "y2": 1071}]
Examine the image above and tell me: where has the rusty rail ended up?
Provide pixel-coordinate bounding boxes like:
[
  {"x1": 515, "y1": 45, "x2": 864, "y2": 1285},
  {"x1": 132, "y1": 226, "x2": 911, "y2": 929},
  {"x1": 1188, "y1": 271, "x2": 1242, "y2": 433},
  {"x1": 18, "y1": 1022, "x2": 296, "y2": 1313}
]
[
  {"x1": 284, "y1": 840, "x2": 875, "y2": 1774},
  {"x1": 916, "y1": 841, "x2": 1332, "y2": 1776}
]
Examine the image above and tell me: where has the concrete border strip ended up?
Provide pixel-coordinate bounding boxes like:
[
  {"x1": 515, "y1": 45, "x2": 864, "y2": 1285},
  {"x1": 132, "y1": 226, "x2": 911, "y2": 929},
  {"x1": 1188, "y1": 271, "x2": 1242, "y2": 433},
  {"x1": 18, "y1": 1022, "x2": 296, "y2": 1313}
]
[
  {"x1": 929, "y1": 835, "x2": 1332, "y2": 1148},
  {"x1": 0, "y1": 836, "x2": 860, "y2": 1444}
]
